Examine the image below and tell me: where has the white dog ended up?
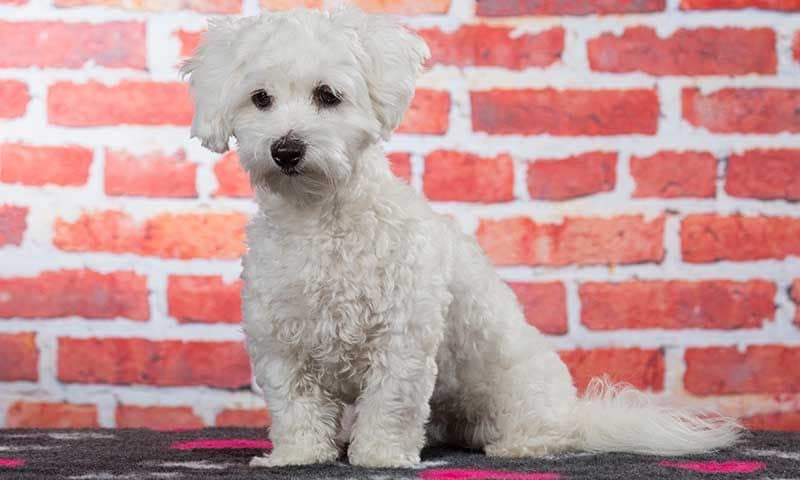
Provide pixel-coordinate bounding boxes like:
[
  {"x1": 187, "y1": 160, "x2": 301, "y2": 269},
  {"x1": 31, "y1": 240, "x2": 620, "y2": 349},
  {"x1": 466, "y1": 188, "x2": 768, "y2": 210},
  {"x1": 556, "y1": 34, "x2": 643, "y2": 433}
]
[{"x1": 182, "y1": 7, "x2": 741, "y2": 469}]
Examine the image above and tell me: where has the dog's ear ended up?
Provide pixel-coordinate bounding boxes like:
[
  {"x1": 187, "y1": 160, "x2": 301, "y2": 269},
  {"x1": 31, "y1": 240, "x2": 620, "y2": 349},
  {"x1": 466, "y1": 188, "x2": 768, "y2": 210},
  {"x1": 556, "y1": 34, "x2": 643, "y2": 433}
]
[
  {"x1": 181, "y1": 18, "x2": 248, "y2": 153},
  {"x1": 334, "y1": 8, "x2": 430, "y2": 140}
]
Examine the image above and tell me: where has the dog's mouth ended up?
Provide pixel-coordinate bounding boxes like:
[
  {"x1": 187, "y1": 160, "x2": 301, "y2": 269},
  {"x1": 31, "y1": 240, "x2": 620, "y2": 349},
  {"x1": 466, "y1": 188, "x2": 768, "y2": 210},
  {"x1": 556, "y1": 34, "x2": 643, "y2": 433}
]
[{"x1": 281, "y1": 168, "x2": 301, "y2": 176}]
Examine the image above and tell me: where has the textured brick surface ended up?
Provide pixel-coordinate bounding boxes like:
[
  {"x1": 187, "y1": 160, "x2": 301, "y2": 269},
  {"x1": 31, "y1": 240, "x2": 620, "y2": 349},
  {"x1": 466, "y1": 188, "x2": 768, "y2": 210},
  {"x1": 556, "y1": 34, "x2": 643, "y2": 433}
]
[
  {"x1": 508, "y1": 282, "x2": 567, "y2": 335},
  {"x1": 681, "y1": 214, "x2": 800, "y2": 262},
  {"x1": 0, "y1": 205, "x2": 27, "y2": 246},
  {"x1": 478, "y1": 0, "x2": 666, "y2": 16},
  {"x1": 684, "y1": 346, "x2": 800, "y2": 395},
  {"x1": 0, "y1": 144, "x2": 92, "y2": 187},
  {"x1": 56, "y1": 0, "x2": 241, "y2": 12},
  {"x1": 168, "y1": 275, "x2": 242, "y2": 324},
  {"x1": 396, "y1": 90, "x2": 450, "y2": 135},
  {"x1": 0, "y1": 80, "x2": 29, "y2": 118},
  {"x1": 527, "y1": 152, "x2": 616, "y2": 200},
  {"x1": 560, "y1": 348, "x2": 665, "y2": 392},
  {"x1": 0, "y1": 332, "x2": 38, "y2": 381},
  {"x1": 630, "y1": 151, "x2": 717, "y2": 198},
  {"x1": 725, "y1": 149, "x2": 800, "y2": 200},
  {"x1": 681, "y1": 0, "x2": 800, "y2": 10},
  {"x1": 105, "y1": 149, "x2": 197, "y2": 198},
  {"x1": 6, "y1": 402, "x2": 98, "y2": 428},
  {"x1": 472, "y1": 89, "x2": 659, "y2": 136},
  {"x1": 215, "y1": 408, "x2": 271, "y2": 427},
  {"x1": 744, "y1": 411, "x2": 800, "y2": 431},
  {"x1": 116, "y1": 405, "x2": 204, "y2": 430},
  {"x1": 423, "y1": 150, "x2": 514, "y2": 202},
  {"x1": 683, "y1": 88, "x2": 800, "y2": 134}
]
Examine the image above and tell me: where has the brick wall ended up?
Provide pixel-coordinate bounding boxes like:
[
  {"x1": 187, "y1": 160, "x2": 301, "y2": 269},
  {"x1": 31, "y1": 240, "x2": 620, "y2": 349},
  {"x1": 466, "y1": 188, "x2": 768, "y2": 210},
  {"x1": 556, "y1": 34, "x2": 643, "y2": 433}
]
[{"x1": 1, "y1": 0, "x2": 799, "y2": 431}]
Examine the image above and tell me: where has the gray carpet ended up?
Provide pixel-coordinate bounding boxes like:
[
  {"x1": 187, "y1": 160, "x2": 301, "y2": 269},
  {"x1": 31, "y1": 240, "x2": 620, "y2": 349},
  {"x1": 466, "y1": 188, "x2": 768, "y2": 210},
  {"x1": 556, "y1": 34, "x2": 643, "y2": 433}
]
[{"x1": 1, "y1": 428, "x2": 799, "y2": 479}]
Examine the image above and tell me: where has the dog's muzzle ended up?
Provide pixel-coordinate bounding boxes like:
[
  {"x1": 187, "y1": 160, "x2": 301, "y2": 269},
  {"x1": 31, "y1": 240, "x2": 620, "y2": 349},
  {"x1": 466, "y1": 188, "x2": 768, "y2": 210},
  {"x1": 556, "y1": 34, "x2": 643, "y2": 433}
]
[{"x1": 271, "y1": 136, "x2": 306, "y2": 173}]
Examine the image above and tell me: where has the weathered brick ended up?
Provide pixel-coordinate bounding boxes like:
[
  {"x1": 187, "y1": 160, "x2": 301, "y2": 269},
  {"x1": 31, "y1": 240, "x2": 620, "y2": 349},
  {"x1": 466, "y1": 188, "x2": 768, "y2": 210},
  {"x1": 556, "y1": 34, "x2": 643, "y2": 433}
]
[
  {"x1": 105, "y1": 149, "x2": 197, "y2": 198},
  {"x1": 261, "y1": 0, "x2": 450, "y2": 14},
  {"x1": 58, "y1": 338, "x2": 251, "y2": 389},
  {"x1": 423, "y1": 150, "x2": 514, "y2": 203},
  {"x1": 215, "y1": 408, "x2": 271, "y2": 427},
  {"x1": 0, "y1": 144, "x2": 92, "y2": 187},
  {"x1": 6, "y1": 401, "x2": 98, "y2": 428},
  {"x1": 631, "y1": 151, "x2": 717, "y2": 198},
  {"x1": 168, "y1": 275, "x2": 242, "y2": 324},
  {"x1": 681, "y1": 0, "x2": 800, "y2": 10},
  {"x1": 794, "y1": 32, "x2": 800, "y2": 63},
  {"x1": 527, "y1": 151, "x2": 616, "y2": 200},
  {"x1": 791, "y1": 280, "x2": 800, "y2": 326},
  {"x1": 477, "y1": 0, "x2": 665, "y2": 15},
  {"x1": 725, "y1": 149, "x2": 800, "y2": 200},
  {"x1": 0, "y1": 80, "x2": 28, "y2": 118},
  {"x1": 388, "y1": 152, "x2": 411, "y2": 183},
  {"x1": 176, "y1": 29, "x2": 202, "y2": 57},
  {"x1": 0, "y1": 333, "x2": 38, "y2": 381},
  {"x1": 0, "y1": 205, "x2": 27, "y2": 246},
  {"x1": 0, "y1": 22, "x2": 145, "y2": 69},
  {"x1": 588, "y1": 27, "x2": 775, "y2": 75},
  {"x1": 116, "y1": 405, "x2": 204, "y2": 430},
  {"x1": 507, "y1": 282, "x2": 567, "y2": 335},
  {"x1": 681, "y1": 214, "x2": 800, "y2": 262},
  {"x1": 683, "y1": 88, "x2": 800, "y2": 134},
  {"x1": 559, "y1": 348, "x2": 665, "y2": 392},
  {"x1": 396, "y1": 90, "x2": 450, "y2": 135},
  {"x1": 48, "y1": 81, "x2": 192, "y2": 127},
  {"x1": 476, "y1": 215, "x2": 664, "y2": 266},
  {"x1": 743, "y1": 411, "x2": 800, "y2": 431},
  {"x1": 580, "y1": 280, "x2": 775, "y2": 330},
  {"x1": 54, "y1": 210, "x2": 247, "y2": 259},
  {"x1": 55, "y1": 0, "x2": 241, "y2": 13},
  {"x1": 472, "y1": 89, "x2": 659, "y2": 136},
  {"x1": 684, "y1": 345, "x2": 800, "y2": 395},
  {"x1": 418, "y1": 25, "x2": 563, "y2": 69},
  {"x1": 213, "y1": 151, "x2": 252, "y2": 198},
  {"x1": 0, "y1": 269, "x2": 149, "y2": 321}
]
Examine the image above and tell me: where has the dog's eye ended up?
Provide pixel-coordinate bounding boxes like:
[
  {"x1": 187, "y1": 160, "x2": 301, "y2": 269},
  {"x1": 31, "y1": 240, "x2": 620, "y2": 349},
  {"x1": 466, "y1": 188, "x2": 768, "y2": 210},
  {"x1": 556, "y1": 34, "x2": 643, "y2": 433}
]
[
  {"x1": 251, "y1": 90, "x2": 273, "y2": 110},
  {"x1": 314, "y1": 85, "x2": 341, "y2": 107}
]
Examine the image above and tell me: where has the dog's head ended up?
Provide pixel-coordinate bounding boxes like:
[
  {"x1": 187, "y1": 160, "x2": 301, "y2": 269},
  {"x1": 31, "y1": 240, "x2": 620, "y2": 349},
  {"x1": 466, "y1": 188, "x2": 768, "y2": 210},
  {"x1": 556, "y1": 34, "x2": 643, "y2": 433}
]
[{"x1": 181, "y1": 8, "x2": 429, "y2": 200}]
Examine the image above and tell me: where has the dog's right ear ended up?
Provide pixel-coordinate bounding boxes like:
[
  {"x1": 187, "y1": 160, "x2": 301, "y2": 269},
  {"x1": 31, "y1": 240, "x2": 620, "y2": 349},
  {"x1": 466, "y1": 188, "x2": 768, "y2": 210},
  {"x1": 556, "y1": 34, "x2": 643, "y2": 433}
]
[{"x1": 180, "y1": 18, "x2": 247, "y2": 153}]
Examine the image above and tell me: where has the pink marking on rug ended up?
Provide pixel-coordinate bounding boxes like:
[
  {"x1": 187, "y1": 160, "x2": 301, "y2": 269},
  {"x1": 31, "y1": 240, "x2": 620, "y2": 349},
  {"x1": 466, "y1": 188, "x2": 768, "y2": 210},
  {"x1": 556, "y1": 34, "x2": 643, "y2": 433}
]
[
  {"x1": 171, "y1": 439, "x2": 273, "y2": 450},
  {"x1": 659, "y1": 460, "x2": 766, "y2": 474},
  {"x1": 419, "y1": 469, "x2": 560, "y2": 480},
  {"x1": 0, "y1": 458, "x2": 25, "y2": 468}
]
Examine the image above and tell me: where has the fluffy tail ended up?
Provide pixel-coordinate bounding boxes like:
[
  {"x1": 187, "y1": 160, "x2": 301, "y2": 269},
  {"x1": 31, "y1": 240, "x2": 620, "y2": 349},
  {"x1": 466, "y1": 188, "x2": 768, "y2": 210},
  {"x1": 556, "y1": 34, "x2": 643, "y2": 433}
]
[{"x1": 572, "y1": 378, "x2": 743, "y2": 456}]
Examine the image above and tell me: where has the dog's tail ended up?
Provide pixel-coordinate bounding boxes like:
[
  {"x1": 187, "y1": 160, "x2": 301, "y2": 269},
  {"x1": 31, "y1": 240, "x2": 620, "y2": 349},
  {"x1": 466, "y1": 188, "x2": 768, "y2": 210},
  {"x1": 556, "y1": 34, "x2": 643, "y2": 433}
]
[{"x1": 571, "y1": 377, "x2": 742, "y2": 455}]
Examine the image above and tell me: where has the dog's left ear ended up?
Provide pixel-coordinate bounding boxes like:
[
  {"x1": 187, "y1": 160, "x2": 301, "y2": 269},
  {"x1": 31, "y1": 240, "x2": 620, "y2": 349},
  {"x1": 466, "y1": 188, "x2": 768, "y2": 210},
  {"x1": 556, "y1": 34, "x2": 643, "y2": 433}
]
[
  {"x1": 335, "y1": 8, "x2": 430, "y2": 140},
  {"x1": 181, "y1": 18, "x2": 251, "y2": 153}
]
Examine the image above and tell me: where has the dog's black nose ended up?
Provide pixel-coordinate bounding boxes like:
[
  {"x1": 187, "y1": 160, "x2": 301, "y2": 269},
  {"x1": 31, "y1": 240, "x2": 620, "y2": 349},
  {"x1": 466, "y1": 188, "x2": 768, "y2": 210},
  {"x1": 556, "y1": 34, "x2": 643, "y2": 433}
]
[{"x1": 271, "y1": 136, "x2": 305, "y2": 170}]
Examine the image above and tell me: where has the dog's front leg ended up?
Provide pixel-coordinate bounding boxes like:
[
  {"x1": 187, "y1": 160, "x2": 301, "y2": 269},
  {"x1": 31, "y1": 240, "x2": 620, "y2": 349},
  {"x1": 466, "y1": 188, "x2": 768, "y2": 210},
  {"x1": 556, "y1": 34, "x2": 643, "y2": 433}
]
[
  {"x1": 348, "y1": 333, "x2": 438, "y2": 468},
  {"x1": 250, "y1": 354, "x2": 342, "y2": 467}
]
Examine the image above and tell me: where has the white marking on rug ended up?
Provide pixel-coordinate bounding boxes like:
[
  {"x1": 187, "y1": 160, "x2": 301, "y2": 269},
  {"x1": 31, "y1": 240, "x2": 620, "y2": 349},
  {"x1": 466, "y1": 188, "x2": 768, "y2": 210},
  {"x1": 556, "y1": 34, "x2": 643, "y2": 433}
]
[
  {"x1": 158, "y1": 461, "x2": 231, "y2": 470},
  {"x1": 0, "y1": 444, "x2": 57, "y2": 451},
  {"x1": 414, "y1": 460, "x2": 451, "y2": 469},
  {"x1": 745, "y1": 449, "x2": 800, "y2": 461},
  {"x1": 69, "y1": 473, "x2": 180, "y2": 479},
  {"x1": 50, "y1": 432, "x2": 116, "y2": 440}
]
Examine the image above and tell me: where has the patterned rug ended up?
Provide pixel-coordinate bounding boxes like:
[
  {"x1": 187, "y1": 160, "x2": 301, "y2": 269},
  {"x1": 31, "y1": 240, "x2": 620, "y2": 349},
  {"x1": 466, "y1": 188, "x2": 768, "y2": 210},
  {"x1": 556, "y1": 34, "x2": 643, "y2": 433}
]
[{"x1": 1, "y1": 428, "x2": 799, "y2": 479}]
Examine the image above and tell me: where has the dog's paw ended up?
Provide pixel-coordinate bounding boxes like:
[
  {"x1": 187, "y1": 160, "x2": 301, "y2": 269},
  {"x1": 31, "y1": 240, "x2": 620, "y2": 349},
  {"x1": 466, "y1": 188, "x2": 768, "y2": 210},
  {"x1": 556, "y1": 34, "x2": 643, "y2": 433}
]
[
  {"x1": 249, "y1": 445, "x2": 339, "y2": 467},
  {"x1": 348, "y1": 444, "x2": 420, "y2": 469}
]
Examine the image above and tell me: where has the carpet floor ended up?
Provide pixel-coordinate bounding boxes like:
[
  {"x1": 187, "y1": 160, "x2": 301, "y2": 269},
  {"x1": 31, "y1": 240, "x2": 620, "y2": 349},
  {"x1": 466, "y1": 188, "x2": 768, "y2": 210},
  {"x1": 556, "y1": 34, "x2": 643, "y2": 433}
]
[{"x1": 1, "y1": 428, "x2": 799, "y2": 479}]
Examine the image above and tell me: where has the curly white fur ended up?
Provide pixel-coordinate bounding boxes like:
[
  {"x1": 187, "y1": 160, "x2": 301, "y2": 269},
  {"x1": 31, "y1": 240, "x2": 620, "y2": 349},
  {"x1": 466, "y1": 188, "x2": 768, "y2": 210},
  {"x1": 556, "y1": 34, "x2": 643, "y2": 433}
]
[{"x1": 182, "y1": 6, "x2": 742, "y2": 469}]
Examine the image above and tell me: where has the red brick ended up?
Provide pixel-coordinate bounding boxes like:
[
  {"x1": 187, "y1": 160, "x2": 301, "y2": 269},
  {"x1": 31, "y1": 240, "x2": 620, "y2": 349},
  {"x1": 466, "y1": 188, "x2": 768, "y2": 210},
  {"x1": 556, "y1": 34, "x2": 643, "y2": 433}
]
[
  {"x1": 176, "y1": 29, "x2": 202, "y2": 57},
  {"x1": 55, "y1": 0, "x2": 241, "y2": 13},
  {"x1": 116, "y1": 405, "x2": 204, "y2": 430},
  {"x1": 261, "y1": 0, "x2": 450, "y2": 14},
  {"x1": 559, "y1": 348, "x2": 665, "y2": 393},
  {"x1": 418, "y1": 25, "x2": 562, "y2": 69},
  {"x1": 580, "y1": 280, "x2": 775, "y2": 330},
  {"x1": 478, "y1": 0, "x2": 664, "y2": 15},
  {"x1": 0, "y1": 144, "x2": 92, "y2": 187},
  {"x1": 681, "y1": 214, "x2": 800, "y2": 263},
  {"x1": 54, "y1": 210, "x2": 247, "y2": 259},
  {"x1": 527, "y1": 151, "x2": 616, "y2": 200},
  {"x1": 683, "y1": 88, "x2": 800, "y2": 134},
  {"x1": 215, "y1": 408, "x2": 271, "y2": 427},
  {"x1": 58, "y1": 338, "x2": 251, "y2": 389},
  {"x1": 681, "y1": 0, "x2": 800, "y2": 10},
  {"x1": 6, "y1": 401, "x2": 98, "y2": 428},
  {"x1": 791, "y1": 280, "x2": 800, "y2": 326},
  {"x1": 0, "y1": 332, "x2": 38, "y2": 381},
  {"x1": 507, "y1": 282, "x2": 567, "y2": 335},
  {"x1": 213, "y1": 151, "x2": 252, "y2": 198},
  {"x1": 631, "y1": 151, "x2": 717, "y2": 198},
  {"x1": 588, "y1": 27, "x2": 775, "y2": 75},
  {"x1": 48, "y1": 81, "x2": 192, "y2": 127},
  {"x1": 472, "y1": 89, "x2": 658, "y2": 136},
  {"x1": 0, "y1": 269, "x2": 149, "y2": 321},
  {"x1": 423, "y1": 150, "x2": 514, "y2": 203},
  {"x1": 388, "y1": 152, "x2": 411, "y2": 183},
  {"x1": 168, "y1": 275, "x2": 242, "y2": 324},
  {"x1": 0, "y1": 22, "x2": 145, "y2": 69},
  {"x1": 725, "y1": 149, "x2": 800, "y2": 200},
  {"x1": 0, "y1": 80, "x2": 28, "y2": 118},
  {"x1": 0, "y1": 205, "x2": 27, "y2": 247},
  {"x1": 684, "y1": 345, "x2": 800, "y2": 395},
  {"x1": 396, "y1": 89, "x2": 450, "y2": 135},
  {"x1": 744, "y1": 411, "x2": 800, "y2": 431},
  {"x1": 794, "y1": 32, "x2": 800, "y2": 63},
  {"x1": 105, "y1": 149, "x2": 197, "y2": 198},
  {"x1": 0, "y1": 0, "x2": 28, "y2": 4},
  {"x1": 476, "y1": 215, "x2": 664, "y2": 266}
]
